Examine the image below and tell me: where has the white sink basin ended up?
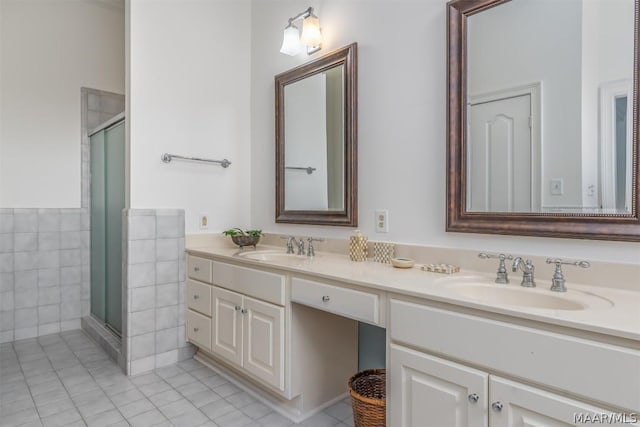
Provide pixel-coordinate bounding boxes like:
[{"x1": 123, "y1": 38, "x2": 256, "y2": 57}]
[
  {"x1": 453, "y1": 284, "x2": 587, "y2": 310},
  {"x1": 237, "y1": 250, "x2": 308, "y2": 262},
  {"x1": 437, "y1": 277, "x2": 613, "y2": 311}
]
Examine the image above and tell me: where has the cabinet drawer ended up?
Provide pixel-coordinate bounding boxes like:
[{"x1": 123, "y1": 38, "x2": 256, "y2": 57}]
[
  {"x1": 186, "y1": 309, "x2": 211, "y2": 350},
  {"x1": 188, "y1": 255, "x2": 212, "y2": 283},
  {"x1": 390, "y1": 298, "x2": 640, "y2": 412},
  {"x1": 291, "y1": 278, "x2": 379, "y2": 325},
  {"x1": 212, "y1": 261, "x2": 285, "y2": 306},
  {"x1": 186, "y1": 279, "x2": 212, "y2": 316}
]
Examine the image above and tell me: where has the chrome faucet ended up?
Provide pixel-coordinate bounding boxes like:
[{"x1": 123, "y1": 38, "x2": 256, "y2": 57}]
[
  {"x1": 306, "y1": 237, "x2": 324, "y2": 257},
  {"x1": 512, "y1": 257, "x2": 536, "y2": 287},
  {"x1": 296, "y1": 238, "x2": 305, "y2": 256},
  {"x1": 478, "y1": 253, "x2": 513, "y2": 284},
  {"x1": 545, "y1": 258, "x2": 591, "y2": 292}
]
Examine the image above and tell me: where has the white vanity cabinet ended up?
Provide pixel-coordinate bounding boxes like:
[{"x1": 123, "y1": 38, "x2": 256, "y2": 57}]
[
  {"x1": 488, "y1": 376, "x2": 640, "y2": 427},
  {"x1": 389, "y1": 297, "x2": 640, "y2": 427},
  {"x1": 185, "y1": 255, "x2": 286, "y2": 392},
  {"x1": 211, "y1": 286, "x2": 284, "y2": 391},
  {"x1": 184, "y1": 252, "x2": 359, "y2": 422},
  {"x1": 389, "y1": 344, "x2": 639, "y2": 427},
  {"x1": 389, "y1": 344, "x2": 488, "y2": 427}
]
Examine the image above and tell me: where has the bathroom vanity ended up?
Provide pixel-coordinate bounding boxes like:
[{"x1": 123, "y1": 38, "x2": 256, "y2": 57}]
[{"x1": 184, "y1": 241, "x2": 639, "y2": 425}]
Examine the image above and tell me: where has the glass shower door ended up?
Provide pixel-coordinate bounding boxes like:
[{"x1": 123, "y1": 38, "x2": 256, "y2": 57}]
[
  {"x1": 90, "y1": 131, "x2": 106, "y2": 323},
  {"x1": 90, "y1": 120, "x2": 125, "y2": 335}
]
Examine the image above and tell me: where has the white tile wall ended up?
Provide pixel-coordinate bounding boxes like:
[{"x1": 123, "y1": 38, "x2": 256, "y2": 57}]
[
  {"x1": 123, "y1": 209, "x2": 194, "y2": 375},
  {"x1": 0, "y1": 208, "x2": 89, "y2": 343}
]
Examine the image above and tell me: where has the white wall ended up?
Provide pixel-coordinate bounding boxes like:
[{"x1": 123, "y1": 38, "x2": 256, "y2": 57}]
[
  {"x1": 250, "y1": 0, "x2": 639, "y2": 264},
  {"x1": 284, "y1": 73, "x2": 328, "y2": 210},
  {"x1": 128, "y1": 0, "x2": 251, "y2": 233},
  {"x1": 0, "y1": 0, "x2": 125, "y2": 208},
  {"x1": 581, "y1": 0, "x2": 635, "y2": 207}
]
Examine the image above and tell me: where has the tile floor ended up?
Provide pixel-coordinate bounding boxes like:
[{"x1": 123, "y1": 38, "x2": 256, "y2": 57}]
[{"x1": 0, "y1": 331, "x2": 354, "y2": 427}]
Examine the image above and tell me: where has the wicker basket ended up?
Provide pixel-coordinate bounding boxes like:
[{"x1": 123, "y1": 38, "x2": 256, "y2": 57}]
[
  {"x1": 348, "y1": 369, "x2": 386, "y2": 427},
  {"x1": 230, "y1": 235, "x2": 260, "y2": 248}
]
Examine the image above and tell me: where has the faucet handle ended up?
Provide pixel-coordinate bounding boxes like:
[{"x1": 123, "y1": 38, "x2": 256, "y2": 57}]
[
  {"x1": 478, "y1": 253, "x2": 514, "y2": 262},
  {"x1": 478, "y1": 253, "x2": 513, "y2": 284},
  {"x1": 306, "y1": 237, "x2": 324, "y2": 257},
  {"x1": 545, "y1": 258, "x2": 590, "y2": 292},
  {"x1": 545, "y1": 258, "x2": 591, "y2": 269}
]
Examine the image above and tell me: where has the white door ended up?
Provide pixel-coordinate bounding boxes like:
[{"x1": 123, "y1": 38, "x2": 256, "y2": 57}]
[
  {"x1": 211, "y1": 287, "x2": 243, "y2": 367},
  {"x1": 468, "y1": 94, "x2": 532, "y2": 212},
  {"x1": 489, "y1": 376, "x2": 640, "y2": 427},
  {"x1": 242, "y1": 296, "x2": 285, "y2": 391},
  {"x1": 389, "y1": 344, "x2": 488, "y2": 427}
]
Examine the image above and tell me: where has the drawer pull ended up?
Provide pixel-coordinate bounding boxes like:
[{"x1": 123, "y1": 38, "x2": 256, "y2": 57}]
[
  {"x1": 468, "y1": 393, "x2": 479, "y2": 403},
  {"x1": 322, "y1": 295, "x2": 330, "y2": 302},
  {"x1": 193, "y1": 327, "x2": 199, "y2": 332},
  {"x1": 241, "y1": 308, "x2": 248, "y2": 315},
  {"x1": 235, "y1": 305, "x2": 241, "y2": 311},
  {"x1": 491, "y1": 401, "x2": 503, "y2": 412},
  {"x1": 193, "y1": 295, "x2": 200, "y2": 300},
  {"x1": 194, "y1": 266, "x2": 200, "y2": 272}
]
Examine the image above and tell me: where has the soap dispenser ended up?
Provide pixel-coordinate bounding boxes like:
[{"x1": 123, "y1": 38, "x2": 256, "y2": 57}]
[{"x1": 349, "y1": 230, "x2": 368, "y2": 261}]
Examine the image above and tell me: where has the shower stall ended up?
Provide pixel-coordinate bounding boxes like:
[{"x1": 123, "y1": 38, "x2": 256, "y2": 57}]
[{"x1": 89, "y1": 114, "x2": 125, "y2": 336}]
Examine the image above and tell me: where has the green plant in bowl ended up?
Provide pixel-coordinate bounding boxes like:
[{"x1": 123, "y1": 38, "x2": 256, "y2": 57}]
[{"x1": 223, "y1": 228, "x2": 262, "y2": 248}]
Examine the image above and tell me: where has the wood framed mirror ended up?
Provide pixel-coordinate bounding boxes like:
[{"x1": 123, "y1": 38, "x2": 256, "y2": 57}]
[
  {"x1": 275, "y1": 43, "x2": 357, "y2": 226},
  {"x1": 447, "y1": 0, "x2": 640, "y2": 241}
]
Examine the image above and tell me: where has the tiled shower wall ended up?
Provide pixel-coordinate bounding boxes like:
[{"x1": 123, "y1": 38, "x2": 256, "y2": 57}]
[
  {"x1": 0, "y1": 89, "x2": 124, "y2": 344},
  {"x1": 123, "y1": 209, "x2": 194, "y2": 375},
  {"x1": 0, "y1": 209, "x2": 90, "y2": 343}
]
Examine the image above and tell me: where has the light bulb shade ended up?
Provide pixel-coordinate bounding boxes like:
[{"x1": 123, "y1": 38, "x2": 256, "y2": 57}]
[
  {"x1": 300, "y1": 15, "x2": 322, "y2": 47},
  {"x1": 280, "y1": 25, "x2": 301, "y2": 56}
]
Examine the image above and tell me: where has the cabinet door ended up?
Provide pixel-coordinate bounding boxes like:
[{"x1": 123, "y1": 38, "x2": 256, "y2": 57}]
[
  {"x1": 211, "y1": 287, "x2": 243, "y2": 366},
  {"x1": 242, "y1": 296, "x2": 285, "y2": 391},
  {"x1": 489, "y1": 376, "x2": 640, "y2": 427},
  {"x1": 389, "y1": 344, "x2": 488, "y2": 427}
]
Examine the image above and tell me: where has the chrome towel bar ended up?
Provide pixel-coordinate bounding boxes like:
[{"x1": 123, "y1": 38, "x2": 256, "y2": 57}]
[
  {"x1": 161, "y1": 153, "x2": 231, "y2": 168},
  {"x1": 285, "y1": 166, "x2": 316, "y2": 174}
]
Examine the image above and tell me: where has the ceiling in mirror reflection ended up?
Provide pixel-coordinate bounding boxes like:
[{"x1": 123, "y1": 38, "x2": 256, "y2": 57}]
[{"x1": 466, "y1": 0, "x2": 635, "y2": 214}]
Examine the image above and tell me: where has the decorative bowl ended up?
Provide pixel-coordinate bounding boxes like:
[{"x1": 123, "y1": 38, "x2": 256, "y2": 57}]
[
  {"x1": 231, "y1": 235, "x2": 260, "y2": 248},
  {"x1": 391, "y1": 257, "x2": 415, "y2": 269}
]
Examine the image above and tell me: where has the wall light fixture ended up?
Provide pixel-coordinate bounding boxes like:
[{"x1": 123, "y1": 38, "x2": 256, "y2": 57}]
[{"x1": 279, "y1": 7, "x2": 323, "y2": 56}]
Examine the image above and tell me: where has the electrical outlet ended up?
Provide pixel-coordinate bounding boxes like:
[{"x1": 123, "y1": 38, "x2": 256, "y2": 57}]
[
  {"x1": 375, "y1": 209, "x2": 389, "y2": 233},
  {"x1": 550, "y1": 179, "x2": 563, "y2": 196},
  {"x1": 199, "y1": 213, "x2": 209, "y2": 230}
]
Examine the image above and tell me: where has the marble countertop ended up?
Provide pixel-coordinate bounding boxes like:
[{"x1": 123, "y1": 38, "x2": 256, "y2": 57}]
[{"x1": 186, "y1": 244, "x2": 640, "y2": 342}]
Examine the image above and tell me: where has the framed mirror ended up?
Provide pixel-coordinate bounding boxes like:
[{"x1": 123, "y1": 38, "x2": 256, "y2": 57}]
[
  {"x1": 447, "y1": 0, "x2": 640, "y2": 241},
  {"x1": 275, "y1": 43, "x2": 358, "y2": 226}
]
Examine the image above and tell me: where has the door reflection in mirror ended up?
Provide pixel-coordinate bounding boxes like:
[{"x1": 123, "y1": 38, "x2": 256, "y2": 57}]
[{"x1": 466, "y1": 0, "x2": 635, "y2": 214}]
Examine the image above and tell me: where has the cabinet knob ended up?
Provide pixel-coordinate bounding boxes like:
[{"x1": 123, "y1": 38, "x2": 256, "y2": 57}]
[
  {"x1": 193, "y1": 295, "x2": 199, "y2": 300},
  {"x1": 194, "y1": 266, "x2": 200, "y2": 272},
  {"x1": 235, "y1": 305, "x2": 241, "y2": 311},
  {"x1": 468, "y1": 393, "x2": 479, "y2": 403},
  {"x1": 322, "y1": 295, "x2": 330, "y2": 302},
  {"x1": 193, "y1": 327, "x2": 199, "y2": 332},
  {"x1": 491, "y1": 401, "x2": 503, "y2": 412},
  {"x1": 241, "y1": 308, "x2": 248, "y2": 315}
]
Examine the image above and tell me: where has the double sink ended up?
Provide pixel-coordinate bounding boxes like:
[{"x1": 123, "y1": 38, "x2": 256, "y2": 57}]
[{"x1": 236, "y1": 250, "x2": 614, "y2": 312}]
